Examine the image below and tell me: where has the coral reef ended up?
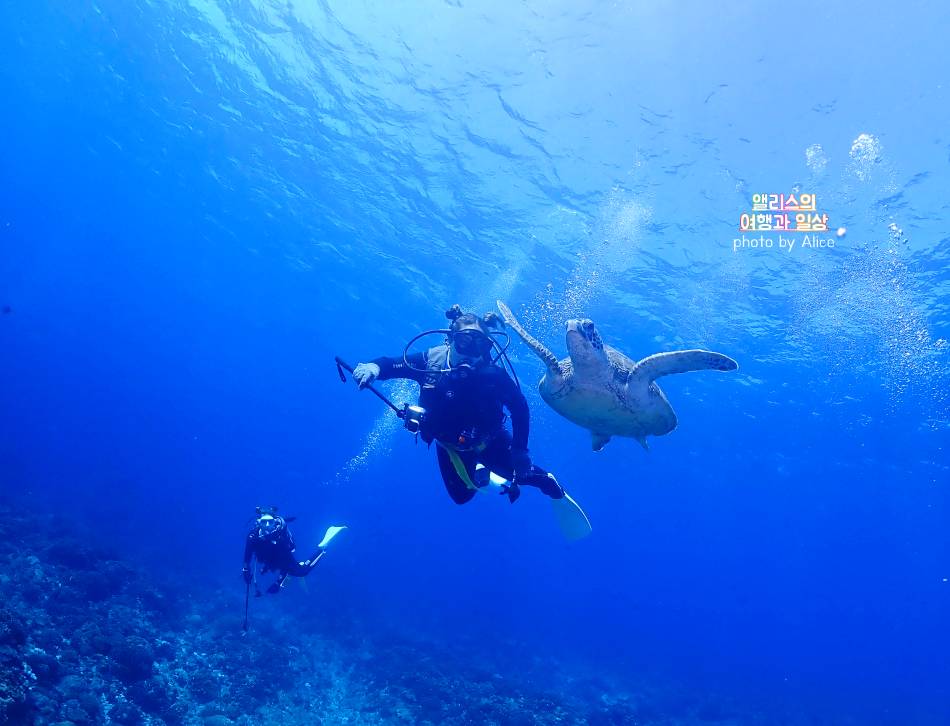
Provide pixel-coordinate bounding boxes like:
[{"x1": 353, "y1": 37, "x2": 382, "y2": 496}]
[{"x1": 0, "y1": 504, "x2": 760, "y2": 725}]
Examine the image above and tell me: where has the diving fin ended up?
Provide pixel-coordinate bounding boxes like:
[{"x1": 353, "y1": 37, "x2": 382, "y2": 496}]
[
  {"x1": 475, "y1": 465, "x2": 593, "y2": 540},
  {"x1": 551, "y1": 493, "x2": 593, "y2": 541},
  {"x1": 318, "y1": 525, "x2": 348, "y2": 549}
]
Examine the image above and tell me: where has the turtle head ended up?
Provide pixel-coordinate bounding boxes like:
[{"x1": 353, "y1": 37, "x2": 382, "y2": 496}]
[{"x1": 565, "y1": 319, "x2": 608, "y2": 375}]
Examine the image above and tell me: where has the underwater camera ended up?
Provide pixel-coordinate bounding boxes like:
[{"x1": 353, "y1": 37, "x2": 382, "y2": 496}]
[{"x1": 402, "y1": 404, "x2": 426, "y2": 434}]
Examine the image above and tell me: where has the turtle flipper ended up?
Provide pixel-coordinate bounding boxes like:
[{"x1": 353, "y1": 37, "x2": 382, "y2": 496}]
[
  {"x1": 632, "y1": 350, "x2": 738, "y2": 384},
  {"x1": 591, "y1": 432, "x2": 612, "y2": 451},
  {"x1": 496, "y1": 300, "x2": 562, "y2": 375}
]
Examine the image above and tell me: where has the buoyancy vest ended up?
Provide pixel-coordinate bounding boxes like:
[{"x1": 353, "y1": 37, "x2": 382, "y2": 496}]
[{"x1": 418, "y1": 345, "x2": 505, "y2": 449}]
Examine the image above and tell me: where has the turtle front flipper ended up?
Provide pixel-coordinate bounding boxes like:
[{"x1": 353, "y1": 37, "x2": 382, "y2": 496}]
[
  {"x1": 631, "y1": 350, "x2": 738, "y2": 384},
  {"x1": 497, "y1": 300, "x2": 562, "y2": 375}
]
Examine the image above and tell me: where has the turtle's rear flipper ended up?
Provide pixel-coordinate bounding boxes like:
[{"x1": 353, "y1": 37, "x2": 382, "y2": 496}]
[
  {"x1": 632, "y1": 350, "x2": 738, "y2": 383},
  {"x1": 591, "y1": 432, "x2": 612, "y2": 451}
]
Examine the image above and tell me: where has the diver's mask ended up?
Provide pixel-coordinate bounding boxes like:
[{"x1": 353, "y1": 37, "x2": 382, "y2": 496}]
[
  {"x1": 257, "y1": 514, "x2": 283, "y2": 539},
  {"x1": 450, "y1": 327, "x2": 492, "y2": 363}
]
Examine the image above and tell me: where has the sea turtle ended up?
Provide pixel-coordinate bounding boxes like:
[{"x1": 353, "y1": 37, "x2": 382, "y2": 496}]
[{"x1": 497, "y1": 300, "x2": 738, "y2": 451}]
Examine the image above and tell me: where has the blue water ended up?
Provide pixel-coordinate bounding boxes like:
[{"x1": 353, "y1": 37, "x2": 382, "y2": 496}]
[{"x1": 2, "y1": 1, "x2": 948, "y2": 724}]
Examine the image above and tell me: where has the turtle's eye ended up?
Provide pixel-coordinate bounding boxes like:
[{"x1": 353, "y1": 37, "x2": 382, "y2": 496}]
[{"x1": 582, "y1": 321, "x2": 594, "y2": 336}]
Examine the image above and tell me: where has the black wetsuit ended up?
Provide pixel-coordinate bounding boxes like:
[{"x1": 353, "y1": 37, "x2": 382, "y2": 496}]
[
  {"x1": 372, "y1": 346, "x2": 561, "y2": 504},
  {"x1": 243, "y1": 527, "x2": 315, "y2": 587}
]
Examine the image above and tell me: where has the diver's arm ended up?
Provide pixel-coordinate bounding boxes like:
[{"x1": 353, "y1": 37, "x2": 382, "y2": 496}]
[
  {"x1": 371, "y1": 351, "x2": 428, "y2": 383},
  {"x1": 502, "y1": 380, "x2": 531, "y2": 452},
  {"x1": 501, "y1": 381, "x2": 533, "y2": 486}
]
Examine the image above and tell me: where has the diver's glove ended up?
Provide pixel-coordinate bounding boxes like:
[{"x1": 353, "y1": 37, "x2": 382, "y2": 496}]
[
  {"x1": 242, "y1": 567, "x2": 252, "y2": 585},
  {"x1": 353, "y1": 362, "x2": 380, "y2": 389},
  {"x1": 499, "y1": 482, "x2": 521, "y2": 504}
]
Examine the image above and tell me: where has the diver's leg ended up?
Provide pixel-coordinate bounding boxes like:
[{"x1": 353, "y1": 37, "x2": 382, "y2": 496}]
[
  {"x1": 436, "y1": 444, "x2": 478, "y2": 505},
  {"x1": 478, "y1": 432, "x2": 563, "y2": 499},
  {"x1": 266, "y1": 572, "x2": 287, "y2": 594},
  {"x1": 479, "y1": 430, "x2": 515, "y2": 481},
  {"x1": 284, "y1": 560, "x2": 313, "y2": 577},
  {"x1": 267, "y1": 558, "x2": 322, "y2": 593},
  {"x1": 519, "y1": 469, "x2": 565, "y2": 499},
  {"x1": 481, "y1": 431, "x2": 565, "y2": 499}
]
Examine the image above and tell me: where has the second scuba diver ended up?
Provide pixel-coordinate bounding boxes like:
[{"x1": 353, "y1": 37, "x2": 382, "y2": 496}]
[
  {"x1": 242, "y1": 507, "x2": 345, "y2": 595},
  {"x1": 351, "y1": 305, "x2": 565, "y2": 505}
]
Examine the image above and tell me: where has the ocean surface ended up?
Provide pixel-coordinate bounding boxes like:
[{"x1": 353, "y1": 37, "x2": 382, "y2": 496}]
[{"x1": 1, "y1": 1, "x2": 948, "y2": 724}]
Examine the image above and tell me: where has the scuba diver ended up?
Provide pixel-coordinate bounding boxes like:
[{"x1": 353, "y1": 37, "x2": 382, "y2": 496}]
[
  {"x1": 351, "y1": 305, "x2": 566, "y2": 506},
  {"x1": 242, "y1": 507, "x2": 345, "y2": 596}
]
